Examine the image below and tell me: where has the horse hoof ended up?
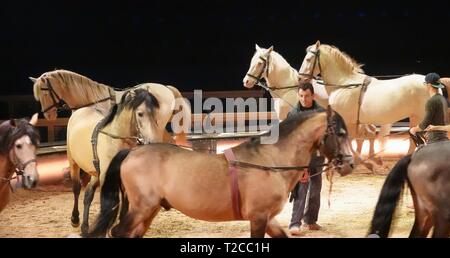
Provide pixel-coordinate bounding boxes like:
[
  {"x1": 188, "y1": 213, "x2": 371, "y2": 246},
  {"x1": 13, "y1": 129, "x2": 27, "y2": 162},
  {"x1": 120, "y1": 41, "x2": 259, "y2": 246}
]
[{"x1": 71, "y1": 217, "x2": 80, "y2": 227}]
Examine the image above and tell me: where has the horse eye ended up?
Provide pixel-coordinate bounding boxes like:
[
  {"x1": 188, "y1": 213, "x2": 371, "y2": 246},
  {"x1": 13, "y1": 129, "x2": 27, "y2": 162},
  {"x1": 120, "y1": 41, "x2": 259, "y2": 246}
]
[
  {"x1": 16, "y1": 144, "x2": 22, "y2": 149},
  {"x1": 137, "y1": 112, "x2": 144, "y2": 117}
]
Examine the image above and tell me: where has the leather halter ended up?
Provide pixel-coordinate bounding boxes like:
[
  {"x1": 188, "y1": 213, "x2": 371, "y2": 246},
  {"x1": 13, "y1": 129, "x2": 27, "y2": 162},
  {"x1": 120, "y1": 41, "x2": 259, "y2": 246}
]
[
  {"x1": 246, "y1": 55, "x2": 270, "y2": 84},
  {"x1": 298, "y1": 49, "x2": 322, "y2": 80}
]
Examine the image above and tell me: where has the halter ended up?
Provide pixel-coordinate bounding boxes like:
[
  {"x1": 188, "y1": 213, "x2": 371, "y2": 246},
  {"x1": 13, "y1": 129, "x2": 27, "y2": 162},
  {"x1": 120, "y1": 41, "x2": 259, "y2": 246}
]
[
  {"x1": 246, "y1": 55, "x2": 270, "y2": 84},
  {"x1": 298, "y1": 49, "x2": 322, "y2": 81},
  {"x1": 39, "y1": 78, "x2": 115, "y2": 114}
]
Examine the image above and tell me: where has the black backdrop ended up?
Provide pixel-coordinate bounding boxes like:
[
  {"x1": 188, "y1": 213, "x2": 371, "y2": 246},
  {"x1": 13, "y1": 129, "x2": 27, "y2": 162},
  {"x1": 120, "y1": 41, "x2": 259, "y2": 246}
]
[{"x1": 2, "y1": 0, "x2": 450, "y2": 94}]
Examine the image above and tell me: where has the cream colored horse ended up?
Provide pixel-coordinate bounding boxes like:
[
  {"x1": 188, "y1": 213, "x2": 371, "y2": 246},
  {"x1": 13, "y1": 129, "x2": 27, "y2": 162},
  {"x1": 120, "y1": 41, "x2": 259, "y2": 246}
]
[
  {"x1": 243, "y1": 45, "x2": 380, "y2": 168},
  {"x1": 298, "y1": 41, "x2": 430, "y2": 154},
  {"x1": 67, "y1": 89, "x2": 160, "y2": 236},
  {"x1": 30, "y1": 70, "x2": 191, "y2": 143}
]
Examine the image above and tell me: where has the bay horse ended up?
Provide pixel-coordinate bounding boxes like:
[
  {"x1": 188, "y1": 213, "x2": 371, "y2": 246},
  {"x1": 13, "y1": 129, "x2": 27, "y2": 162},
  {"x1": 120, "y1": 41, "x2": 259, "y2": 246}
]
[
  {"x1": 88, "y1": 107, "x2": 354, "y2": 238},
  {"x1": 298, "y1": 41, "x2": 433, "y2": 155},
  {"x1": 369, "y1": 140, "x2": 450, "y2": 237},
  {"x1": 67, "y1": 89, "x2": 159, "y2": 236},
  {"x1": 0, "y1": 114, "x2": 40, "y2": 213},
  {"x1": 243, "y1": 44, "x2": 380, "y2": 169}
]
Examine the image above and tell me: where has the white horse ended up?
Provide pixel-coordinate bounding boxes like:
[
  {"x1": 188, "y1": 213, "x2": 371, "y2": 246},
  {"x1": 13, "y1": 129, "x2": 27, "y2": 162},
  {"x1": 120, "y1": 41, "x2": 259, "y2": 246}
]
[
  {"x1": 298, "y1": 41, "x2": 430, "y2": 155},
  {"x1": 243, "y1": 45, "x2": 380, "y2": 168},
  {"x1": 30, "y1": 70, "x2": 191, "y2": 143}
]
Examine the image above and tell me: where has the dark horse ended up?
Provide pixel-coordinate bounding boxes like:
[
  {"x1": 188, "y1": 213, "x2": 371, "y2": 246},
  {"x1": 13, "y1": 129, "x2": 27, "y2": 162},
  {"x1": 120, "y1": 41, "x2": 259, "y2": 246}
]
[
  {"x1": 370, "y1": 140, "x2": 450, "y2": 237},
  {"x1": 88, "y1": 107, "x2": 354, "y2": 238},
  {"x1": 0, "y1": 114, "x2": 40, "y2": 213}
]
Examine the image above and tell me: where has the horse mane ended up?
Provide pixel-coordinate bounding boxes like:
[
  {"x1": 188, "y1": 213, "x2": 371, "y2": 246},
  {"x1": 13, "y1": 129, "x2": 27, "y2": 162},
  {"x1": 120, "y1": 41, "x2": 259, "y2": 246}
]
[
  {"x1": 0, "y1": 119, "x2": 40, "y2": 155},
  {"x1": 102, "y1": 89, "x2": 160, "y2": 128},
  {"x1": 245, "y1": 111, "x2": 319, "y2": 148},
  {"x1": 33, "y1": 69, "x2": 112, "y2": 103},
  {"x1": 319, "y1": 44, "x2": 365, "y2": 74}
]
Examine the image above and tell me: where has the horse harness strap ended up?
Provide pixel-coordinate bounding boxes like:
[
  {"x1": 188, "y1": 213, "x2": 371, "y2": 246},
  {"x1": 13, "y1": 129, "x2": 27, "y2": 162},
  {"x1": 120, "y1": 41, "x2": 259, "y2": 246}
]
[
  {"x1": 91, "y1": 119, "x2": 105, "y2": 175},
  {"x1": 223, "y1": 149, "x2": 244, "y2": 220},
  {"x1": 356, "y1": 76, "x2": 373, "y2": 135}
]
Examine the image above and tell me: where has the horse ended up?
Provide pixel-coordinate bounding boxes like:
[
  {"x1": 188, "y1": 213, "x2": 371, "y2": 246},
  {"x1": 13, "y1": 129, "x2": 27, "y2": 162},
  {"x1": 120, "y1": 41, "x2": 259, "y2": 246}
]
[
  {"x1": 0, "y1": 114, "x2": 40, "y2": 213},
  {"x1": 298, "y1": 41, "x2": 431, "y2": 155},
  {"x1": 87, "y1": 107, "x2": 355, "y2": 238},
  {"x1": 30, "y1": 69, "x2": 191, "y2": 143},
  {"x1": 66, "y1": 89, "x2": 160, "y2": 236},
  {"x1": 369, "y1": 140, "x2": 450, "y2": 237},
  {"x1": 243, "y1": 44, "x2": 380, "y2": 169}
]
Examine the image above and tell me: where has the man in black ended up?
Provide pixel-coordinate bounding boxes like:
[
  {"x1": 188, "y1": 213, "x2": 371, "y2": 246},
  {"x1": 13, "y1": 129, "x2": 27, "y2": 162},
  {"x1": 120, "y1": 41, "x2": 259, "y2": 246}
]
[
  {"x1": 288, "y1": 82, "x2": 325, "y2": 236},
  {"x1": 410, "y1": 72, "x2": 449, "y2": 144}
]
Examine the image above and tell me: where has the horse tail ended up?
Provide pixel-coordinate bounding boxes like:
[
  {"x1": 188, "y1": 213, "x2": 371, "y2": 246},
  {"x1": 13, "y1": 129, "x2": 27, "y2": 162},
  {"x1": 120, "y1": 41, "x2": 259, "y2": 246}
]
[
  {"x1": 88, "y1": 149, "x2": 131, "y2": 237},
  {"x1": 369, "y1": 154, "x2": 412, "y2": 238},
  {"x1": 167, "y1": 85, "x2": 191, "y2": 145}
]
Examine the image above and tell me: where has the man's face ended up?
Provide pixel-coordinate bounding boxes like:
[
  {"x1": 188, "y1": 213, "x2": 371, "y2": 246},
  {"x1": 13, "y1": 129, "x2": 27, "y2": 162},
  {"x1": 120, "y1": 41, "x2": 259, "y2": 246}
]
[{"x1": 298, "y1": 88, "x2": 314, "y2": 108}]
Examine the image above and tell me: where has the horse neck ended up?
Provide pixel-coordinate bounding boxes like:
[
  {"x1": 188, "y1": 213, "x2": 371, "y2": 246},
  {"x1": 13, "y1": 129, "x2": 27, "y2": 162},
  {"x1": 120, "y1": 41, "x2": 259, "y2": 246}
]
[
  {"x1": 50, "y1": 75, "x2": 113, "y2": 109},
  {"x1": 320, "y1": 52, "x2": 366, "y2": 87},
  {"x1": 0, "y1": 155, "x2": 13, "y2": 191},
  {"x1": 266, "y1": 54, "x2": 298, "y2": 90},
  {"x1": 233, "y1": 125, "x2": 318, "y2": 188},
  {"x1": 104, "y1": 108, "x2": 136, "y2": 148}
]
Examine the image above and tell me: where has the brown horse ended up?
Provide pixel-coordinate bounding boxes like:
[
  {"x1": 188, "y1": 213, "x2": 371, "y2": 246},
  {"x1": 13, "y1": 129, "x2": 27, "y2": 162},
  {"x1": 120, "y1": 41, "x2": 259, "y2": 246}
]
[
  {"x1": 369, "y1": 140, "x2": 450, "y2": 238},
  {"x1": 88, "y1": 108, "x2": 354, "y2": 238},
  {"x1": 0, "y1": 114, "x2": 40, "y2": 213}
]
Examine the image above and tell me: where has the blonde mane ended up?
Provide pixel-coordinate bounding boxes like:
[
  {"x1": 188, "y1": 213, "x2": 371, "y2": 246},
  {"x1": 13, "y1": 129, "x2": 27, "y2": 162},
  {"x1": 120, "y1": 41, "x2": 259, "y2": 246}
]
[
  {"x1": 33, "y1": 69, "x2": 112, "y2": 105},
  {"x1": 320, "y1": 44, "x2": 364, "y2": 74}
]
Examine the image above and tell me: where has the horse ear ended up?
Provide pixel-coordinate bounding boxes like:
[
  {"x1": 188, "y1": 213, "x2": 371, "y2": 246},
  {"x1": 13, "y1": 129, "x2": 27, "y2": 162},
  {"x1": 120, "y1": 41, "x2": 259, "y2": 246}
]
[
  {"x1": 267, "y1": 46, "x2": 274, "y2": 53},
  {"x1": 255, "y1": 44, "x2": 261, "y2": 51},
  {"x1": 29, "y1": 113, "x2": 39, "y2": 126},
  {"x1": 9, "y1": 119, "x2": 16, "y2": 127},
  {"x1": 29, "y1": 77, "x2": 37, "y2": 83},
  {"x1": 315, "y1": 40, "x2": 321, "y2": 48}
]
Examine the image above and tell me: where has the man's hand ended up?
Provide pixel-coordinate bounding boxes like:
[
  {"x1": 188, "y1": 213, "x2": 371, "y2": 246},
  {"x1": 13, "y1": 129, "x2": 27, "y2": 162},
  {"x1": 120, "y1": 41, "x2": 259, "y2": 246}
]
[
  {"x1": 299, "y1": 169, "x2": 309, "y2": 183},
  {"x1": 425, "y1": 125, "x2": 438, "y2": 131},
  {"x1": 409, "y1": 126, "x2": 419, "y2": 135}
]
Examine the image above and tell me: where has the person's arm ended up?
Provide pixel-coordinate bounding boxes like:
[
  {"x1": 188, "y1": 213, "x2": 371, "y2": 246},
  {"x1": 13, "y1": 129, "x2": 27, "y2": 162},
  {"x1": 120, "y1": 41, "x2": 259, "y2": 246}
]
[
  {"x1": 426, "y1": 124, "x2": 450, "y2": 132},
  {"x1": 418, "y1": 100, "x2": 436, "y2": 130}
]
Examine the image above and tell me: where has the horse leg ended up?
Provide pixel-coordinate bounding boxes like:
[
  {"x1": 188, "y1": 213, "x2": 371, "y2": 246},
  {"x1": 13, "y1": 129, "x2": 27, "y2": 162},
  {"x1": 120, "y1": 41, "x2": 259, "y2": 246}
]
[
  {"x1": 266, "y1": 218, "x2": 288, "y2": 238},
  {"x1": 355, "y1": 138, "x2": 364, "y2": 157},
  {"x1": 70, "y1": 161, "x2": 81, "y2": 227},
  {"x1": 250, "y1": 214, "x2": 269, "y2": 238},
  {"x1": 81, "y1": 176, "x2": 99, "y2": 236},
  {"x1": 409, "y1": 194, "x2": 433, "y2": 238},
  {"x1": 128, "y1": 206, "x2": 161, "y2": 238},
  {"x1": 119, "y1": 192, "x2": 129, "y2": 222},
  {"x1": 431, "y1": 216, "x2": 450, "y2": 238}
]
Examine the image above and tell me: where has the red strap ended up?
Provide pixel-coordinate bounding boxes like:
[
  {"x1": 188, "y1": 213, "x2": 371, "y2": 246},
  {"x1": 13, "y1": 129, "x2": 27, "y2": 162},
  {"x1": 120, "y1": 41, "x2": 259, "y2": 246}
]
[{"x1": 224, "y1": 149, "x2": 243, "y2": 220}]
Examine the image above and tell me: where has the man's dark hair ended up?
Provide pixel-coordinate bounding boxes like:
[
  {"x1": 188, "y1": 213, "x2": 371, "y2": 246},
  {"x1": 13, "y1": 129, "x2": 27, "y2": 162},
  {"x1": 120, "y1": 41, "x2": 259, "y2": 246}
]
[{"x1": 298, "y1": 82, "x2": 314, "y2": 95}]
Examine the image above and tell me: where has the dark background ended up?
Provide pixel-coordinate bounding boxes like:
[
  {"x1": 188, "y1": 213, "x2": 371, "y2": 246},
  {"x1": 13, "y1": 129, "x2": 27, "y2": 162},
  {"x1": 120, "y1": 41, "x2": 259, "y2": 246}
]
[{"x1": 2, "y1": 0, "x2": 450, "y2": 95}]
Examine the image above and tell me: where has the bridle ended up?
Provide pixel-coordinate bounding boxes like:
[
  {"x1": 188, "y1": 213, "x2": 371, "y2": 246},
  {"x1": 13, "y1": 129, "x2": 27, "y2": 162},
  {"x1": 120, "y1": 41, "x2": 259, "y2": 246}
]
[
  {"x1": 1, "y1": 150, "x2": 36, "y2": 186},
  {"x1": 40, "y1": 79, "x2": 67, "y2": 114},
  {"x1": 298, "y1": 48, "x2": 322, "y2": 81},
  {"x1": 246, "y1": 54, "x2": 270, "y2": 84},
  {"x1": 321, "y1": 113, "x2": 352, "y2": 168}
]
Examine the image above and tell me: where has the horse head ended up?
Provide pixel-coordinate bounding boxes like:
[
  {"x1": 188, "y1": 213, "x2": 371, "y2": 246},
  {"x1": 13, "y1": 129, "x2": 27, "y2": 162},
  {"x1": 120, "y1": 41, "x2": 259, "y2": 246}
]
[
  {"x1": 30, "y1": 73, "x2": 64, "y2": 121},
  {"x1": 298, "y1": 40, "x2": 322, "y2": 83},
  {"x1": 3, "y1": 113, "x2": 40, "y2": 189},
  {"x1": 243, "y1": 44, "x2": 273, "y2": 88},
  {"x1": 319, "y1": 106, "x2": 354, "y2": 176}
]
